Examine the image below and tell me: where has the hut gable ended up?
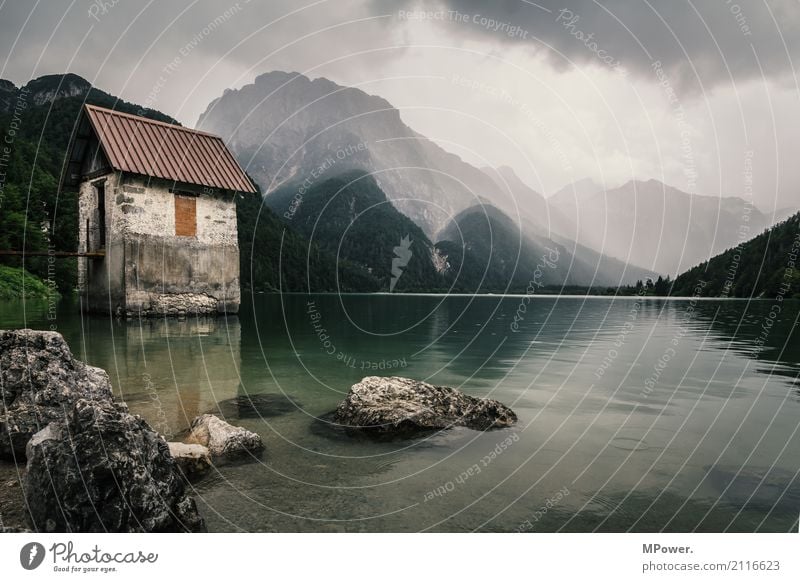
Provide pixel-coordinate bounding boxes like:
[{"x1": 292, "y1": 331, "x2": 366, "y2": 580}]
[{"x1": 63, "y1": 104, "x2": 256, "y2": 193}]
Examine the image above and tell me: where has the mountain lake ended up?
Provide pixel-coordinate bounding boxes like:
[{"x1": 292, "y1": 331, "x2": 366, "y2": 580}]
[{"x1": 1, "y1": 293, "x2": 798, "y2": 532}]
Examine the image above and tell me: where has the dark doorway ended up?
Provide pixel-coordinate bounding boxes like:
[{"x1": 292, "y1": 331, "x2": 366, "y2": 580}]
[{"x1": 96, "y1": 182, "x2": 106, "y2": 250}]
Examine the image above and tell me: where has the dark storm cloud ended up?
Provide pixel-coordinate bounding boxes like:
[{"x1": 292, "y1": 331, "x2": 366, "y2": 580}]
[
  {"x1": 0, "y1": 0, "x2": 396, "y2": 123},
  {"x1": 376, "y1": 0, "x2": 800, "y2": 93}
]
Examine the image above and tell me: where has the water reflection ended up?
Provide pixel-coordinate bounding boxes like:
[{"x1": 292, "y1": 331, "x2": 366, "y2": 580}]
[
  {"x1": 73, "y1": 314, "x2": 243, "y2": 437},
  {"x1": 1, "y1": 294, "x2": 798, "y2": 532}
]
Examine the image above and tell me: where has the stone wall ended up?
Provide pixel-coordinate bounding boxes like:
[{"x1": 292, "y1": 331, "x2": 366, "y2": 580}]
[{"x1": 79, "y1": 172, "x2": 241, "y2": 316}]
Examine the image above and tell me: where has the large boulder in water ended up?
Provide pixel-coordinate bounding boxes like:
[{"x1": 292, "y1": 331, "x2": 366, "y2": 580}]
[
  {"x1": 187, "y1": 414, "x2": 264, "y2": 458},
  {"x1": 25, "y1": 399, "x2": 206, "y2": 533},
  {"x1": 0, "y1": 329, "x2": 113, "y2": 460},
  {"x1": 334, "y1": 376, "x2": 517, "y2": 434}
]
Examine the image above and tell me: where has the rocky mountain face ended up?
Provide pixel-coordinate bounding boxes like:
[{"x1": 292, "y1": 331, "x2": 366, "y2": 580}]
[
  {"x1": 0, "y1": 79, "x2": 16, "y2": 113},
  {"x1": 0, "y1": 73, "x2": 177, "y2": 122},
  {"x1": 197, "y1": 71, "x2": 659, "y2": 286},
  {"x1": 197, "y1": 71, "x2": 519, "y2": 238},
  {"x1": 548, "y1": 179, "x2": 777, "y2": 276},
  {"x1": 198, "y1": 70, "x2": 793, "y2": 283}
]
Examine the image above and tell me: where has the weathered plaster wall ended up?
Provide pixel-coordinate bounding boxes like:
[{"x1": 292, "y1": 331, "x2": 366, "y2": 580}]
[
  {"x1": 78, "y1": 172, "x2": 125, "y2": 314},
  {"x1": 79, "y1": 173, "x2": 240, "y2": 316}
]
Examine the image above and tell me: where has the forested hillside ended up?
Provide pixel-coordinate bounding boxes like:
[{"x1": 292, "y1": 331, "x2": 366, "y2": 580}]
[
  {"x1": 670, "y1": 212, "x2": 800, "y2": 298},
  {"x1": 266, "y1": 170, "x2": 446, "y2": 292},
  {"x1": 0, "y1": 73, "x2": 176, "y2": 292}
]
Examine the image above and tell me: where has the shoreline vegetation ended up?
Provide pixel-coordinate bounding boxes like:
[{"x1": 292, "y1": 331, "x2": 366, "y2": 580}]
[{"x1": 0, "y1": 265, "x2": 59, "y2": 301}]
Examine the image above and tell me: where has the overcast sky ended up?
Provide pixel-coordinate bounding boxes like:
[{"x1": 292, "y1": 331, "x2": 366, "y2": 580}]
[{"x1": 1, "y1": 0, "x2": 798, "y2": 211}]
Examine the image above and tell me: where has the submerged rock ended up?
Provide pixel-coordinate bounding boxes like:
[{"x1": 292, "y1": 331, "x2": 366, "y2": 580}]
[
  {"x1": 334, "y1": 376, "x2": 517, "y2": 434},
  {"x1": 168, "y1": 442, "x2": 212, "y2": 481},
  {"x1": 25, "y1": 399, "x2": 206, "y2": 533},
  {"x1": 187, "y1": 414, "x2": 264, "y2": 458},
  {"x1": 210, "y1": 393, "x2": 301, "y2": 420},
  {"x1": 0, "y1": 329, "x2": 113, "y2": 460}
]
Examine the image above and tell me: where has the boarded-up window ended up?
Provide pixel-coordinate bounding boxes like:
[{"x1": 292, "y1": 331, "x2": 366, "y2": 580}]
[{"x1": 174, "y1": 195, "x2": 196, "y2": 237}]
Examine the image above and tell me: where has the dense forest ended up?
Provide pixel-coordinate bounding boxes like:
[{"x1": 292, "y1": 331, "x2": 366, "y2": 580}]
[
  {"x1": 237, "y1": 182, "x2": 378, "y2": 293},
  {"x1": 0, "y1": 73, "x2": 176, "y2": 293},
  {"x1": 669, "y1": 212, "x2": 800, "y2": 298},
  {"x1": 265, "y1": 170, "x2": 446, "y2": 292}
]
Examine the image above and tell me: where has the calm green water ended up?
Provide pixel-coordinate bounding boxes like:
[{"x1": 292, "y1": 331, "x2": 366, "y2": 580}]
[{"x1": 2, "y1": 293, "x2": 799, "y2": 532}]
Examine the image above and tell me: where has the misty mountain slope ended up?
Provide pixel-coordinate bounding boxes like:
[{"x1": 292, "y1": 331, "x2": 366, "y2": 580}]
[
  {"x1": 549, "y1": 178, "x2": 604, "y2": 206},
  {"x1": 548, "y1": 178, "x2": 774, "y2": 276},
  {"x1": 435, "y1": 203, "x2": 650, "y2": 291},
  {"x1": 482, "y1": 165, "x2": 578, "y2": 238},
  {"x1": 197, "y1": 71, "x2": 528, "y2": 238},
  {"x1": 671, "y1": 212, "x2": 800, "y2": 298},
  {"x1": 266, "y1": 170, "x2": 444, "y2": 292}
]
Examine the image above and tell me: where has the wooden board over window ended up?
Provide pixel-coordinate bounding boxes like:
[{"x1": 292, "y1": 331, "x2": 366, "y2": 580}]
[{"x1": 174, "y1": 195, "x2": 197, "y2": 237}]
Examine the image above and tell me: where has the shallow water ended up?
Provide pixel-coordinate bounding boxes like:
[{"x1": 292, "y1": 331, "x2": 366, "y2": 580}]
[{"x1": 2, "y1": 293, "x2": 799, "y2": 532}]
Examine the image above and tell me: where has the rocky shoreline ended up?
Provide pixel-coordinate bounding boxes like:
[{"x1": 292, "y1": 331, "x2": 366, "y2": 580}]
[
  {"x1": 1, "y1": 330, "x2": 517, "y2": 533},
  {"x1": 0, "y1": 329, "x2": 264, "y2": 533}
]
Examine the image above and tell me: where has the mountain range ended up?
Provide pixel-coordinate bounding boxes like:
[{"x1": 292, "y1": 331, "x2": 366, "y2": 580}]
[
  {"x1": 1, "y1": 71, "x2": 796, "y2": 296},
  {"x1": 198, "y1": 70, "x2": 795, "y2": 286},
  {"x1": 548, "y1": 178, "x2": 792, "y2": 275}
]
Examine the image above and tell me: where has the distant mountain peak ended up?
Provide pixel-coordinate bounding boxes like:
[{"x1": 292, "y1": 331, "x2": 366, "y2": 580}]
[
  {"x1": 550, "y1": 177, "x2": 601, "y2": 199},
  {"x1": 22, "y1": 73, "x2": 92, "y2": 106},
  {"x1": 197, "y1": 71, "x2": 508, "y2": 236}
]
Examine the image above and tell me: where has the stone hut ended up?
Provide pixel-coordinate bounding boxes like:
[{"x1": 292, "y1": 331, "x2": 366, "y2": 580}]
[{"x1": 61, "y1": 104, "x2": 256, "y2": 316}]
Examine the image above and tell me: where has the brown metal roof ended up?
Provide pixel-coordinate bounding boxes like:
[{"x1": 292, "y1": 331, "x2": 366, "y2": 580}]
[{"x1": 82, "y1": 104, "x2": 257, "y2": 193}]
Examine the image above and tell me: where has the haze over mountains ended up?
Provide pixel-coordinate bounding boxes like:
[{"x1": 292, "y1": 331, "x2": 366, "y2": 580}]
[
  {"x1": 200, "y1": 71, "x2": 664, "y2": 288},
  {"x1": 199, "y1": 71, "x2": 795, "y2": 283},
  {"x1": 549, "y1": 179, "x2": 790, "y2": 276},
  {"x1": 2, "y1": 70, "x2": 794, "y2": 294}
]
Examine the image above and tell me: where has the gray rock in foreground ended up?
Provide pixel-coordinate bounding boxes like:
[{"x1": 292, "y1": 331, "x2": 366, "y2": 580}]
[
  {"x1": 168, "y1": 442, "x2": 212, "y2": 481},
  {"x1": 187, "y1": 414, "x2": 264, "y2": 458},
  {"x1": 334, "y1": 376, "x2": 517, "y2": 433},
  {"x1": 0, "y1": 329, "x2": 113, "y2": 460},
  {"x1": 25, "y1": 399, "x2": 206, "y2": 533}
]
